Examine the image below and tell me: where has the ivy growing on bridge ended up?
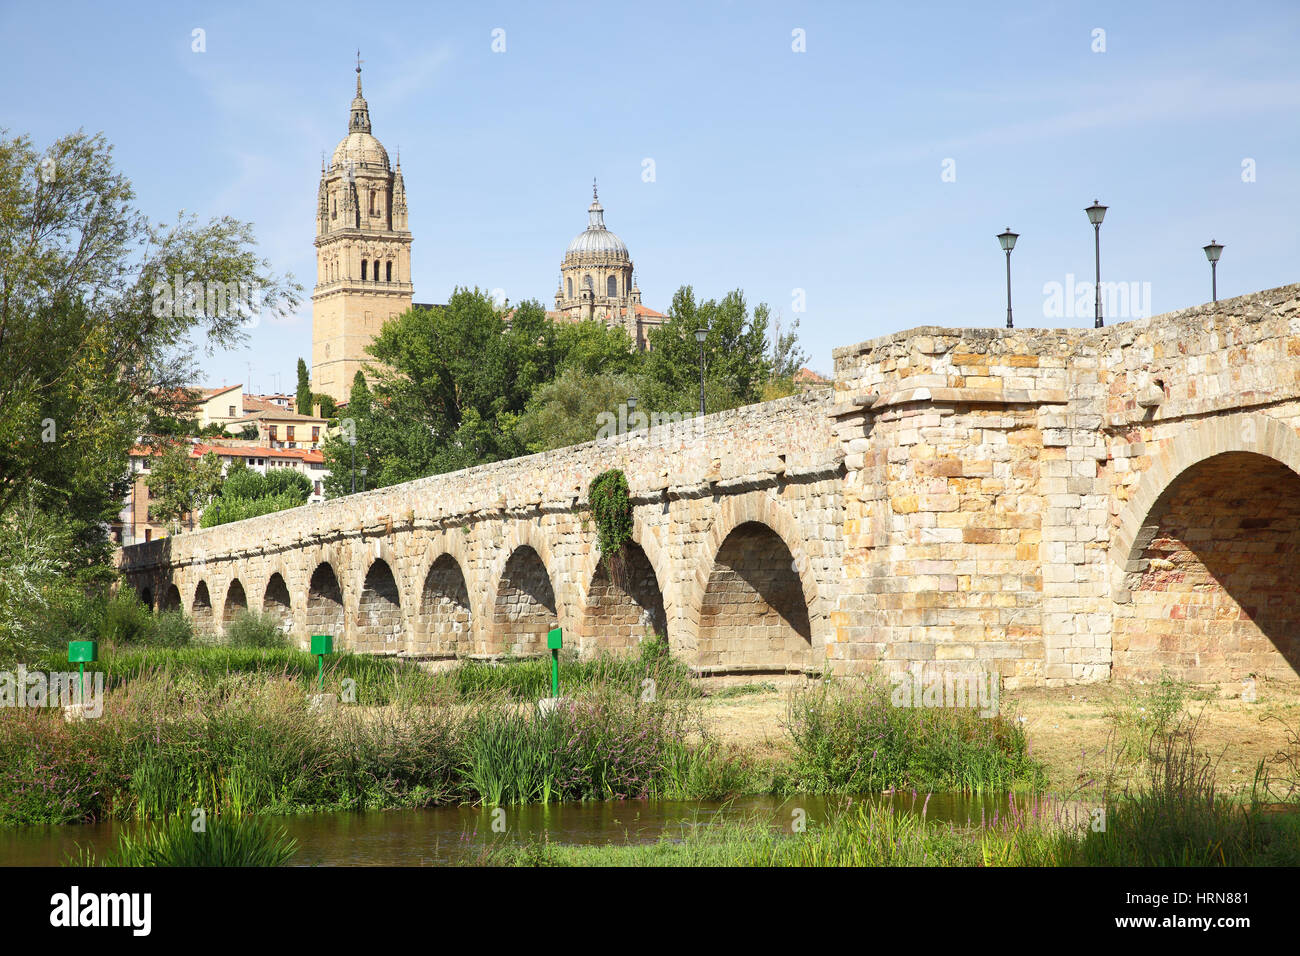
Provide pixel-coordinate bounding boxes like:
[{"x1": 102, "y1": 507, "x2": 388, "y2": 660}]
[{"x1": 588, "y1": 469, "x2": 632, "y2": 571}]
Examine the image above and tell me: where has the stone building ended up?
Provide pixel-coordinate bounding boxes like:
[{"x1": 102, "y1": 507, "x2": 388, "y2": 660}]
[
  {"x1": 310, "y1": 58, "x2": 413, "y2": 405},
  {"x1": 551, "y1": 182, "x2": 667, "y2": 348}
]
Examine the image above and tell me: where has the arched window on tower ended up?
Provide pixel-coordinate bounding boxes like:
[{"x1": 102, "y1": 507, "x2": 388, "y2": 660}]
[
  {"x1": 566, "y1": 277, "x2": 572, "y2": 298},
  {"x1": 374, "y1": 259, "x2": 380, "y2": 281},
  {"x1": 386, "y1": 261, "x2": 392, "y2": 282},
  {"x1": 331, "y1": 200, "x2": 336, "y2": 219},
  {"x1": 361, "y1": 260, "x2": 367, "y2": 281},
  {"x1": 607, "y1": 275, "x2": 618, "y2": 297},
  {"x1": 584, "y1": 275, "x2": 593, "y2": 292}
]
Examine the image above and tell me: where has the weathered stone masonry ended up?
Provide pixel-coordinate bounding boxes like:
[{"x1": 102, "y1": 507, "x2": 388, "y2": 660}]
[{"x1": 121, "y1": 284, "x2": 1300, "y2": 685}]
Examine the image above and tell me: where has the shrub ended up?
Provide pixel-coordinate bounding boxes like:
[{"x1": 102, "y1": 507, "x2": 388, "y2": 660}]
[
  {"x1": 223, "y1": 610, "x2": 287, "y2": 648},
  {"x1": 97, "y1": 589, "x2": 155, "y2": 645},
  {"x1": 0, "y1": 711, "x2": 118, "y2": 825},
  {"x1": 145, "y1": 610, "x2": 194, "y2": 648},
  {"x1": 786, "y1": 678, "x2": 1045, "y2": 794}
]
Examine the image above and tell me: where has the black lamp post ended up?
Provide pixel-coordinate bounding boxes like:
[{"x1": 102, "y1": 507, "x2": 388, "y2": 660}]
[
  {"x1": 349, "y1": 433, "x2": 356, "y2": 494},
  {"x1": 1203, "y1": 239, "x2": 1223, "y2": 302},
  {"x1": 997, "y1": 227, "x2": 1019, "y2": 328},
  {"x1": 1085, "y1": 200, "x2": 1108, "y2": 328},
  {"x1": 693, "y1": 328, "x2": 708, "y2": 416}
]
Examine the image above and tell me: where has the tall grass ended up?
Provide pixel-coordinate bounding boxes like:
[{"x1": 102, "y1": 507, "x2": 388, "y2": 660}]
[
  {"x1": 69, "y1": 814, "x2": 298, "y2": 867},
  {"x1": 786, "y1": 678, "x2": 1046, "y2": 794}
]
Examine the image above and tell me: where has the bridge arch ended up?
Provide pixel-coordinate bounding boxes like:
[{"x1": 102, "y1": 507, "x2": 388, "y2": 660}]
[
  {"x1": 576, "y1": 519, "x2": 675, "y2": 656},
  {"x1": 486, "y1": 522, "x2": 562, "y2": 657},
  {"x1": 1111, "y1": 413, "x2": 1300, "y2": 681},
  {"x1": 687, "y1": 491, "x2": 828, "y2": 672},
  {"x1": 160, "y1": 582, "x2": 182, "y2": 612},
  {"x1": 222, "y1": 579, "x2": 248, "y2": 631},
  {"x1": 413, "y1": 534, "x2": 474, "y2": 658},
  {"x1": 305, "y1": 558, "x2": 346, "y2": 648},
  {"x1": 191, "y1": 580, "x2": 215, "y2": 635},
  {"x1": 354, "y1": 553, "x2": 406, "y2": 654},
  {"x1": 261, "y1": 566, "x2": 294, "y2": 635}
]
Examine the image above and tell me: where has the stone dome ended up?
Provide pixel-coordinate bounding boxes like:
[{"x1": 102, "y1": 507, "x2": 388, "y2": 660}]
[
  {"x1": 330, "y1": 64, "x2": 389, "y2": 171},
  {"x1": 565, "y1": 188, "x2": 629, "y2": 258},
  {"x1": 331, "y1": 129, "x2": 389, "y2": 170}
]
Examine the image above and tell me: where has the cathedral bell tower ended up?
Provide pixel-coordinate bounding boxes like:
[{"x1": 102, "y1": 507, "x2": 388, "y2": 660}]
[{"x1": 311, "y1": 54, "x2": 413, "y2": 404}]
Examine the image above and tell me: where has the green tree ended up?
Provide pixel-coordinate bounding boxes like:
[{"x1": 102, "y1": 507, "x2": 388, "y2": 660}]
[
  {"x1": 145, "y1": 447, "x2": 223, "y2": 532},
  {"x1": 769, "y1": 311, "x2": 810, "y2": 379},
  {"x1": 640, "y1": 287, "x2": 773, "y2": 415},
  {"x1": 516, "y1": 368, "x2": 637, "y2": 453},
  {"x1": 312, "y1": 393, "x2": 337, "y2": 420},
  {"x1": 296, "y1": 358, "x2": 312, "y2": 415},
  {"x1": 0, "y1": 129, "x2": 298, "y2": 564}
]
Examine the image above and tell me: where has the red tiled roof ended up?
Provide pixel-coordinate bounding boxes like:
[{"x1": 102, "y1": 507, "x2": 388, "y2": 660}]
[
  {"x1": 793, "y1": 367, "x2": 829, "y2": 384},
  {"x1": 634, "y1": 304, "x2": 667, "y2": 319},
  {"x1": 198, "y1": 384, "x2": 242, "y2": 399},
  {"x1": 192, "y1": 443, "x2": 325, "y2": 464}
]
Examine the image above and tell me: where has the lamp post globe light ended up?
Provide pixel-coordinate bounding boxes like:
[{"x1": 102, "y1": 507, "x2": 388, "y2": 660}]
[
  {"x1": 1085, "y1": 200, "x2": 1108, "y2": 328},
  {"x1": 997, "y1": 228, "x2": 1019, "y2": 329},
  {"x1": 694, "y1": 327, "x2": 708, "y2": 417},
  {"x1": 1203, "y1": 239, "x2": 1224, "y2": 303}
]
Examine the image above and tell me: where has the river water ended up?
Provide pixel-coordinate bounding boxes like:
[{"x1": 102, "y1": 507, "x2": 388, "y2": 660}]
[{"x1": 1, "y1": 791, "x2": 1026, "y2": 866}]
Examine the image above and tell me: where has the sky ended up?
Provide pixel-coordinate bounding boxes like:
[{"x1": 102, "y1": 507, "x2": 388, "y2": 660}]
[{"x1": 3, "y1": 0, "x2": 1298, "y2": 391}]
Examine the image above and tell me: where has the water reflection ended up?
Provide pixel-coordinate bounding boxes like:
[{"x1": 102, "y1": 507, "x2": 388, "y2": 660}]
[{"x1": 1, "y1": 791, "x2": 1024, "y2": 867}]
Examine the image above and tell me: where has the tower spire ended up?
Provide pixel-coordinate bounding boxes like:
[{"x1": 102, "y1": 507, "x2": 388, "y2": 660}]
[{"x1": 356, "y1": 49, "x2": 364, "y2": 95}]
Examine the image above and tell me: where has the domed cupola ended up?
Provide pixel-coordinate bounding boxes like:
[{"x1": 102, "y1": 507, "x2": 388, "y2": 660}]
[
  {"x1": 564, "y1": 182, "x2": 630, "y2": 259},
  {"x1": 330, "y1": 55, "x2": 390, "y2": 171}
]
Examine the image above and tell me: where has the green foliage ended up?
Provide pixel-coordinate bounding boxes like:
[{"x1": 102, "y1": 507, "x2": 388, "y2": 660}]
[
  {"x1": 199, "y1": 459, "x2": 310, "y2": 528},
  {"x1": 296, "y1": 358, "x2": 312, "y2": 417},
  {"x1": 0, "y1": 490, "x2": 93, "y2": 663},
  {"x1": 1103, "y1": 668, "x2": 1190, "y2": 783},
  {"x1": 223, "y1": 610, "x2": 288, "y2": 648},
  {"x1": 70, "y1": 814, "x2": 298, "y2": 867},
  {"x1": 588, "y1": 469, "x2": 632, "y2": 562},
  {"x1": 516, "y1": 368, "x2": 635, "y2": 453},
  {"x1": 144, "y1": 446, "x2": 223, "y2": 532},
  {"x1": 0, "y1": 129, "x2": 298, "y2": 540},
  {"x1": 318, "y1": 284, "x2": 803, "y2": 489},
  {"x1": 640, "y1": 287, "x2": 773, "y2": 415},
  {"x1": 786, "y1": 678, "x2": 1045, "y2": 794}
]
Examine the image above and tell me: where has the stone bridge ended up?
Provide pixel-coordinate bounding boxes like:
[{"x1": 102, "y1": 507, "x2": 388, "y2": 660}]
[{"x1": 120, "y1": 284, "x2": 1300, "y2": 686}]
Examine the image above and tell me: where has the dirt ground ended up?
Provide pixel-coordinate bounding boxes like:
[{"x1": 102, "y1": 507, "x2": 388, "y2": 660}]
[{"x1": 696, "y1": 677, "x2": 1300, "y2": 795}]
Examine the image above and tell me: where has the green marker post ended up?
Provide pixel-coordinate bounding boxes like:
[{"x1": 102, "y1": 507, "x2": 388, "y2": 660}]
[
  {"x1": 67, "y1": 640, "x2": 97, "y2": 704},
  {"x1": 311, "y1": 634, "x2": 334, "y2": 691},
  {"x1": 547, "y1": 627, "x2": 563, "y2": 698}
]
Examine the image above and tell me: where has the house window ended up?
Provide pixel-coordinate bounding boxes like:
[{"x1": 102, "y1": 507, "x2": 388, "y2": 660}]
[
  {"x1": 144, "y1": 529, "x2": 152, "y2": 542},
  {"x1": 312, "y1": 427, "x2": 320, "y2": 441},
  {"x1": 314, "y1": 481, "x2": 322, "y2": 496},
  {"x1": 287, "y1": 426, "x2": 295, "y2": 441},
  {"x1": 228, "y1": 405, "x2": 236, "y2": 417},
  {"x1": 269, "y1": 426, "x2": 277, "y2": 441}
]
